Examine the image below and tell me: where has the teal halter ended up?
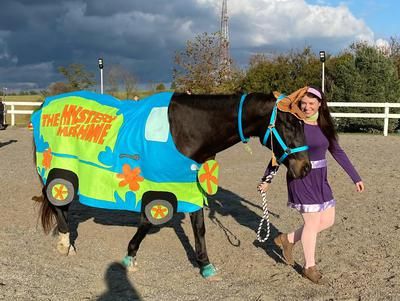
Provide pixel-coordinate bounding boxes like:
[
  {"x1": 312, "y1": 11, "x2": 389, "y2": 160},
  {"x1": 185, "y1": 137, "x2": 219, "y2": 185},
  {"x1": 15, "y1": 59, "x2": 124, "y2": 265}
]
[
  {"x1": 238, "y1": 94, "x2": 250, "y2": 143},
  {"x1": 237, "y1": 94, "x2": 309, "y2": 164}
]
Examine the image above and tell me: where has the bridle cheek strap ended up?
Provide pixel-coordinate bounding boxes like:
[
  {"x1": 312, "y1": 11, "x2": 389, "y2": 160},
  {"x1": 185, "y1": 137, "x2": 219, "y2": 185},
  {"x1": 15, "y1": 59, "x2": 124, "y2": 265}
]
[
  {"x1": 262, "y1": 96, "x2": 309, "y2": 164},
  {"x1": 237, "y1": 93, "x2": 308, "y2": 164}
]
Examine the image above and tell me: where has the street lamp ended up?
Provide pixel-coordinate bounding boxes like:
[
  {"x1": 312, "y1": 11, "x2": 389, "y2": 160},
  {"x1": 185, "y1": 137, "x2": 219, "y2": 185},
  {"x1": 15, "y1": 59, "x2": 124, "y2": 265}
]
[
  {"x1": 319, "y1": 50, "x2": 326, "y2": 93},
  {"x1": 98, "y1": 58, "x2": 104, "y2": 94},
  {"x1": 1, "y1": 88, "x2": 7, "y2": 127}
]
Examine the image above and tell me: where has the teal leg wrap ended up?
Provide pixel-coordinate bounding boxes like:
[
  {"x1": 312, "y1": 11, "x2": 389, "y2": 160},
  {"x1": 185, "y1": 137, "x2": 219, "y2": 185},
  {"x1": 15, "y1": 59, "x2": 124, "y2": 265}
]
[
  {"x1": 200, "y1": 263, "x2": 217, "y2": 278},
  {"x1": 122, "y1": 255, "x2": 133, "y2": 267}
]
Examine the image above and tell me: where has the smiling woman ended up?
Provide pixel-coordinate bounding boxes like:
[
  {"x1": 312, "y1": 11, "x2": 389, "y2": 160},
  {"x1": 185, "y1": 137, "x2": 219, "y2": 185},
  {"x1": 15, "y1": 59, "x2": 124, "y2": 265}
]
[{"x1": 259, "y1": 85, "x2": 365, "y2": 284}]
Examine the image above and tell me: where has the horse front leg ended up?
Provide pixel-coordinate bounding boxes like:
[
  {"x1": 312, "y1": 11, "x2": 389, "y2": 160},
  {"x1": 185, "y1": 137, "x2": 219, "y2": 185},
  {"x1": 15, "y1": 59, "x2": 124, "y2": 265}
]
[
  {"x1": 123, "y1": 212, "x2": 153, "y2": 272},
  {"x1": 190, "y1": 209, "x2": 221, "y2": 280}
]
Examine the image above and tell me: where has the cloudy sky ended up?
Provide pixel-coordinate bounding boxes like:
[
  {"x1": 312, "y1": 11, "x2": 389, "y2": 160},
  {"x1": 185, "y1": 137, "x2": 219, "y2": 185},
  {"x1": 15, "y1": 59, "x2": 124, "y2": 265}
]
[{"x1": 0, "y1": 0, "x2": 398, "y2": 91}]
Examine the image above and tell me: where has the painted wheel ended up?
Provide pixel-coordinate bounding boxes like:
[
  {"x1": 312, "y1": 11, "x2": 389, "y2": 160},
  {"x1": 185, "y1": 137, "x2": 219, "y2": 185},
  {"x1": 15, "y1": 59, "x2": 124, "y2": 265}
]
[
  {"x1": 198, "y1": 160, "x2": 219, "y2": 195},
  {"x1": 46, "y1": 178, "x2": 75, "y2": 206},
  {"x1": 144, "y1": 199, "x2": 174, "y2": 225}
]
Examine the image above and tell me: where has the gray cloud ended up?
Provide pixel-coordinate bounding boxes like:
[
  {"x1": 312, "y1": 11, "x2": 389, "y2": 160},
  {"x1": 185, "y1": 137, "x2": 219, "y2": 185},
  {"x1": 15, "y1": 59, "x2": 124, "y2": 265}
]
[{"x1": 0, "y1": 0, "x2": 375, "y2": 91}]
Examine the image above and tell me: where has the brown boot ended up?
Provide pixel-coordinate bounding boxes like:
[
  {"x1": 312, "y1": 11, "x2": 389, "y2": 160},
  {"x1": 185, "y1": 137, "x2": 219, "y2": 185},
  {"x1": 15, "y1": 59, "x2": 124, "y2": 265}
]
[
  {"x1": 302, "y1": 266, "x2": 325, "y2": 284},
  {"x1": 273, "y1": 233, "x2": 295, "y2": 266}
]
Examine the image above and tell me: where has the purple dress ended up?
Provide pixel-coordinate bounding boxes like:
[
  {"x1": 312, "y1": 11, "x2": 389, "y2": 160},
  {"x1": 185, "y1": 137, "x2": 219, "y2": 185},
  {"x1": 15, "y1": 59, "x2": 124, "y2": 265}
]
[{"x1": 264, "y1": 124, "x2": 361, "y2": 213}]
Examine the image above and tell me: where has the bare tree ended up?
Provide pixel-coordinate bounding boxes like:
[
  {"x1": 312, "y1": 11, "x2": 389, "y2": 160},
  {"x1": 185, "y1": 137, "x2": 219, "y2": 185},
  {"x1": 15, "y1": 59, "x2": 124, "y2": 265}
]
[
  {"x1": 106, "y1": 65, "x2": 138, "y2": 99},
  {"x1": 173, "y1": 32, "x2": 241, "y2": 94},
  {"x1": 58, "y1": 64, "x2": 95, "y2": 90}
]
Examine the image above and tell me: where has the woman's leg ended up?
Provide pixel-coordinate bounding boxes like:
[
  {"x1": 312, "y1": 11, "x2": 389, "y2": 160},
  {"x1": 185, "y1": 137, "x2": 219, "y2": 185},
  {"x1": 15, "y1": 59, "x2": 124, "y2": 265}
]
[
  {"x1": 300, "y1": 212, "x2": 321, "y2": 268},
  {"x1": 318, "y1": 206, "x2": 335, "y2": 232},
  {"x1": 287, "y1": 206, "x2": 335, "y2": 244}
]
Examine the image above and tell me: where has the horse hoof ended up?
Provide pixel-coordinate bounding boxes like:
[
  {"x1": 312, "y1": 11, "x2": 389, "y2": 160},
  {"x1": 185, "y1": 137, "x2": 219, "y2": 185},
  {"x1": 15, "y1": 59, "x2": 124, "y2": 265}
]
[
  {"x1": 56, "y1": 232, "x2": 71, "y2": 255},
  {"x1": 122, "y1": 256, "x2": 138, "y2": 272},
  {"x1": 200, "y1": 263, "x2": 221, "y2": 281},
  {"x1": 205, "y1": 274, "x2": 223, "y2": 282},
  {"x1": 56, "y1": 243, "x2": 69, "y2": 255}
]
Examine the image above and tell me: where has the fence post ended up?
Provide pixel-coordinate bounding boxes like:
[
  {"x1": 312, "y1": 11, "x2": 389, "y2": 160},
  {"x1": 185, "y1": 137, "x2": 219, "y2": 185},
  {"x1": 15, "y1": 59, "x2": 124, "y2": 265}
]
[
  {"x1": 11, "y1": 104, "x2": 15, "y2": 126},
  {"x1": 383, "y1": 103, "x2": 389, "y2": 136}
]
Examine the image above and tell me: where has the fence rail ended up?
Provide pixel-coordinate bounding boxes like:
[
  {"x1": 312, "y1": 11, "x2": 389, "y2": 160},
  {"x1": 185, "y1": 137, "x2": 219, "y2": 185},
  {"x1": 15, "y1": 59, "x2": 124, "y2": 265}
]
[
  {"x1": 3, "y1": 101, "x2": 43, "y2": 126},
  {"x1": 3, "y1": 101, "x2": 400, "y2": 136},
  {"x1": 329, "y1": 102, "x2": 400, "y2": 136}
]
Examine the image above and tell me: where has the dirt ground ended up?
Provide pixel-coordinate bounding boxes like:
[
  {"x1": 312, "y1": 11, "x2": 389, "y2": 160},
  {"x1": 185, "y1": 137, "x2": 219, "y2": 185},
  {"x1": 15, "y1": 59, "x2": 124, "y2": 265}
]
[{"x1": 0, "y1": 127, "x2": 399, "y2": 301}]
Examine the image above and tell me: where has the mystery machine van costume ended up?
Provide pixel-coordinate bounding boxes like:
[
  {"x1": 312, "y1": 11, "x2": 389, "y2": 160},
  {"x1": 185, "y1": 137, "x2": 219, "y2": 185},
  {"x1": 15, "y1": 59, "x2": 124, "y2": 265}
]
[{"x1": 32, "y1": 91, "x2": 219, "y2": 225}]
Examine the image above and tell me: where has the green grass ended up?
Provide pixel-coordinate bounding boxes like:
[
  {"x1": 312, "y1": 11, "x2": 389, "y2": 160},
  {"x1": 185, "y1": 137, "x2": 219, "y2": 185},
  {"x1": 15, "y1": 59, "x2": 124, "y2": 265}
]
[{"x1": 4, "y1": 95, "x2": 44, "y2": 102}]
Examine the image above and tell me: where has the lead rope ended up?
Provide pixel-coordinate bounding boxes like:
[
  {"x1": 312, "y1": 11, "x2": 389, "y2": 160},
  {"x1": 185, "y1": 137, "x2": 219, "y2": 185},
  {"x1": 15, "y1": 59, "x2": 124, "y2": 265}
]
[
  {"x1": 256, "y1": 170, "x2": 277, "y2": 242},
  {"x1": 256, "y1": 132, "x2": 278, "y2": 242}
]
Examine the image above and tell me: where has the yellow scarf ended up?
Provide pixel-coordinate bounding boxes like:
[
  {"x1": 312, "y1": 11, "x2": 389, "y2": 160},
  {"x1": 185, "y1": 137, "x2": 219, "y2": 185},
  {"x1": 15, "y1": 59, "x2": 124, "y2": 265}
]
[{"x1": 306, "y1": 112, "x2": 319, "y2": 122}]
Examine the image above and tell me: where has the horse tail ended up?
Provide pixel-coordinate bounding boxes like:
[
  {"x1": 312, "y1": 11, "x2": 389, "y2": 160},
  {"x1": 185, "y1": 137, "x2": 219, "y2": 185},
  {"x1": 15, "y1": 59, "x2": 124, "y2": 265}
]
[
  {"x1": 33, "y1": 192, "x2": 56, "y2": 234},
  {"x1": 32, "y1": 139, "x2": 56, "y2": 234}
]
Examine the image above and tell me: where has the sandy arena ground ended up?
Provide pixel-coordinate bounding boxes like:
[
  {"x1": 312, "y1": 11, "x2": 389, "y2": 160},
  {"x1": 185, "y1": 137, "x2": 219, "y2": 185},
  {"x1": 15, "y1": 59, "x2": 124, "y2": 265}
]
[{"x1": 0, "y1": 127, "x2": 399, "y2": 301}]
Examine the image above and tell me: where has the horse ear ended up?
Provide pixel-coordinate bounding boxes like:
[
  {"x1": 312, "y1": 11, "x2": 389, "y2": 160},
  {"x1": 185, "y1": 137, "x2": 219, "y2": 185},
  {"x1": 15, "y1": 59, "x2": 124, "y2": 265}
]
[{"x1": 273, "y1": 91, "x2": 281, "y2": 99}]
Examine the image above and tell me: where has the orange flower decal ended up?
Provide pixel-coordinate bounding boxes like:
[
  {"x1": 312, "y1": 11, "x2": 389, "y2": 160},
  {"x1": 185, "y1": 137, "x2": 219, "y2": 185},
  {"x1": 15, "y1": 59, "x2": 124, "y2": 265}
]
[
  {"x1": 42, "y1": 148, "x2": 52, "y2": 169},
  {"x1": 199, "y1": 161, "x2": 219, "y2": 194},
  {"x1": 151, "y1": 205, "x2": 168, "y2": 219},
  {"x1": 117, "y1": 164, "x2": 144, "y2": 191}
]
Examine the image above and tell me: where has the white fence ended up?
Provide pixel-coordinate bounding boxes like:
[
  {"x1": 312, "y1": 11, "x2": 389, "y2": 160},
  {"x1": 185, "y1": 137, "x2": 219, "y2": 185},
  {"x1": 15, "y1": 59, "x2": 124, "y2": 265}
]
[
  {"x1": 329, "y1": 102, "x2": 400, "y2": 136},
  {"x1": 3, "y1": 101, "x2": 42, "y2": 126},
  {"x1": 2, "y1": 101, "x2": 400, "y2": 136}
]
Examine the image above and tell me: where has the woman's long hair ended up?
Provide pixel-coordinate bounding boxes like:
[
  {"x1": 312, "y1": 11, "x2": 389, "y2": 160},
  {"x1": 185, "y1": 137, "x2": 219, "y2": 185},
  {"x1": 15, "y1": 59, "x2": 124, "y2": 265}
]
[{"x1": 308, "y1": 86, "x2": 338, "y2": 143}]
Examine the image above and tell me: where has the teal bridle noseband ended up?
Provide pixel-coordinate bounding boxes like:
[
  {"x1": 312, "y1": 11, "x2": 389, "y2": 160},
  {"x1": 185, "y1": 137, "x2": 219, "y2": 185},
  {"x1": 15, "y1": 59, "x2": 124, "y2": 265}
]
[{"x1": 238, "y1": 94, "x2": 309, "y2": 164}]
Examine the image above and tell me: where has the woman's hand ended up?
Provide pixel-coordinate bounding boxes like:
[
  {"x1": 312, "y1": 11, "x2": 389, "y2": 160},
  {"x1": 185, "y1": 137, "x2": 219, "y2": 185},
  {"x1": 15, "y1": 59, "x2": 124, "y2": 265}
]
[
  {"x1": 257, "y1": 182, "x2": 270, "y2": 193},
  {"x1": 355, "y1": 181, "x2": 364, "y2": 192}
]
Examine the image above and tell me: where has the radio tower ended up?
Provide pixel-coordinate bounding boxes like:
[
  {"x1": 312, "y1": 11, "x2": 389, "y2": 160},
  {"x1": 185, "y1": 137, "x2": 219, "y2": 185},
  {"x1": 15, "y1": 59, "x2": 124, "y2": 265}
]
[{"x1": 219, "y1": 0, "x2": 231, "y2": 76}]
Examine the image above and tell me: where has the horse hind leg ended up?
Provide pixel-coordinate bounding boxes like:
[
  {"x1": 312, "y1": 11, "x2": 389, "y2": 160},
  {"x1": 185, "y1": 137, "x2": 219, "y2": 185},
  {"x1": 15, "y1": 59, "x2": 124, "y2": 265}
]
[
  {"x1": 57, "y1": 232, "x2": 76, "y2": 256},
  {"x1": 54, "y1": 206, "x2": 76, "y2": 256},
  {"x1": 123, "y1": 213, "x2": 153, "y2": 272}
]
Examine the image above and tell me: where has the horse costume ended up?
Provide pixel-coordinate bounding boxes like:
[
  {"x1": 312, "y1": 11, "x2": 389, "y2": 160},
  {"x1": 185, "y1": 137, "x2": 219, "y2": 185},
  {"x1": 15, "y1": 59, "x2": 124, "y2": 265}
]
[{"x1": 32, "y1": 90, "x2": 310, "y2": 279}]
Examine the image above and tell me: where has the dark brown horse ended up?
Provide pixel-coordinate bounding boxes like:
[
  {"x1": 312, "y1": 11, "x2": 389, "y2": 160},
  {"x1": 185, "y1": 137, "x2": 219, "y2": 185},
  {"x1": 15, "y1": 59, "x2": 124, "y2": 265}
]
[{"x1": 34, "y1": 92, "x2": 310, "y2": 280}]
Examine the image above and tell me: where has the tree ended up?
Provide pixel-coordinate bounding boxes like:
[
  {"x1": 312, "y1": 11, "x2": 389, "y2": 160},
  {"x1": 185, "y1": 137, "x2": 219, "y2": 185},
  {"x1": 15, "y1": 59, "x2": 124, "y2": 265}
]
[
  {"x1": 58, "y1": 63, "x2": 95, "y2": 91},
  {"x1": 328, "y1": 42, "x2": 400, "y2": 132},
  {"x1": 173, "y1": 32, "x2": 242, "y2": 94},
  {"x1": 242, "y1": 47, "x2": 320, "y2": 94},
  {"x1": 106, "y1": 65, "x2": 137, "y2": 99},
  {"x1": 389, "y1": 36, "x2": 400, "y2": 80},
  {"x1": 155, "y1": 83, "x2": 166, "y2": 91},
  {"x1": 47, "y1": 82, "x2": 72, "y2": 96}
]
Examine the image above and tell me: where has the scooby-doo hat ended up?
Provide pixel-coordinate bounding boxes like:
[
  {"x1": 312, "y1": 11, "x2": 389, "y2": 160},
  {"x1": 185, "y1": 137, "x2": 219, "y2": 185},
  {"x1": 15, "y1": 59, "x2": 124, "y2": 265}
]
[{"x1": 273, "y1": 86, "x2": 309, "y2": 120}]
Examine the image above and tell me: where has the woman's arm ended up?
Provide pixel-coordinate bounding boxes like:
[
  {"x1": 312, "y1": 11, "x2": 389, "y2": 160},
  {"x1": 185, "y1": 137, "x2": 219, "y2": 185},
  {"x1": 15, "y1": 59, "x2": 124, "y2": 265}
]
[
  {"x1": 328, "y1": 139, "x2": 362, "y2": 184},
  {"x1": 261, "y1": 160, "x2": 280, "y2": 182},
  {"x1": 258, "y1": 160, "x2": 280, "y2": 192}
]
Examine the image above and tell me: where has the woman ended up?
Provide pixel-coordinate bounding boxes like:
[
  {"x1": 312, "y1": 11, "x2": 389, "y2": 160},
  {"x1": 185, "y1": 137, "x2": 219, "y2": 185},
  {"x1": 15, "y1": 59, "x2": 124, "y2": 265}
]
[{"x1": 258, "y1": 86, "x2": 364, "y2": 284}]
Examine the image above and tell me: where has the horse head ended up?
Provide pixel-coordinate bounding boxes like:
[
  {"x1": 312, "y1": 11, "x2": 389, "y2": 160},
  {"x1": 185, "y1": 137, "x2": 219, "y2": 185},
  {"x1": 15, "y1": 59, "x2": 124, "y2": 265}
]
[
  {"x1": 271, "y1": 109, "x2": 311, "y2": 179},
  {"x1": 247, "y1": 92, "x2": 311, "y2": 179}
]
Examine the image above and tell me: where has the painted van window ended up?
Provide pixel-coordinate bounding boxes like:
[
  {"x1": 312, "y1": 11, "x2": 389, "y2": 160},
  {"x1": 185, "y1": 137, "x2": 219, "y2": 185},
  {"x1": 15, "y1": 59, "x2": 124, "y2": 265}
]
[{"x1": 145, "y1": 107, "x2": 169, "y2": 142}]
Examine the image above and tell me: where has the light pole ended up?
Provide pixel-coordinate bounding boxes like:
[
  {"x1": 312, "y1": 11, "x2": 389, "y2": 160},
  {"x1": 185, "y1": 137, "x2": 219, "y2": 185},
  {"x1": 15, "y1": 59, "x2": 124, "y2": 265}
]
[
  {"x1": 319, "y1": 50, "x2": 325, "y2": 93},
  {"x1": 2, "y1": 88, "x2": 7, "y2": 127},
  {"x1": 2, "y1": 87, "x2": 7, "y2": 101},
  {"x1": 98, "y1": 58, "x2": 104, "y2": 94}
]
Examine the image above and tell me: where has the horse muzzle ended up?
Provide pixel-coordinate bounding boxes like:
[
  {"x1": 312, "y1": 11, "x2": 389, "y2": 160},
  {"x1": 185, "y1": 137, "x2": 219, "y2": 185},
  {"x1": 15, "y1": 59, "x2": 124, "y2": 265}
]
[{"x1": 287, "y1": 158, "x2": 311, "y2": 179}]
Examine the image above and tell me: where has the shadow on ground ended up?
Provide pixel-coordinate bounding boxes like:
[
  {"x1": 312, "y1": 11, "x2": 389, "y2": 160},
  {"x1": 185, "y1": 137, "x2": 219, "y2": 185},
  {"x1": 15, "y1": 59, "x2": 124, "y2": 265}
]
[
  {"x1": 66, "y1": 186, "x2": 290, "y2": 268},
  {"x1": 0, "y1": 139, "x2": 17, "y2": 148},
  {"x1": 97, "y1": 262, "x2": 142, "y2": 301}
]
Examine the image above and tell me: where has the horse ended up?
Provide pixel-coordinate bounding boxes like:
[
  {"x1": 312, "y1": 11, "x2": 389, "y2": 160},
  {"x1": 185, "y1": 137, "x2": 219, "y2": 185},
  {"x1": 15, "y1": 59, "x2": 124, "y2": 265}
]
[{"x1": 33, "y1": 91, "x2": 311, "y2": 280}]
